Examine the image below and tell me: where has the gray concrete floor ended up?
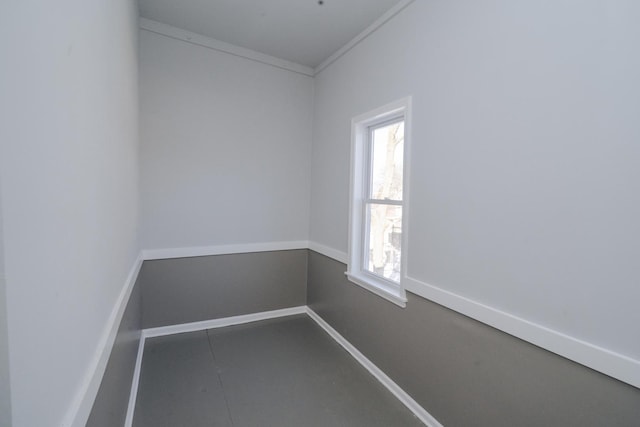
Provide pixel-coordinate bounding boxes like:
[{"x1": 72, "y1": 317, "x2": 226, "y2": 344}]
[{"x1": 133, "y1": 314, "x2": 423, "y2": 427}]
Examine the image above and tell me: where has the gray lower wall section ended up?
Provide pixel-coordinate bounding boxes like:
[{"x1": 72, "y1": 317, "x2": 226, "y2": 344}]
[
  {"x1": 0, "y1": 276, "x2": 10, "y2": 427},
  {"x1": 0, "y1": 188, "x2": 11, "y2": 427},
  {"x1": 140, "y1": 250, "x2": 307, "y2": 329},
  {"x1": 86, "y1": 273, "x2": 143, "y2": 427},
  {"x1": 87, "y1": 248, "x2": 639, "y2": 426},
  {"x1": 307, "y1": 250, "x2": 640, "y2": 427}
]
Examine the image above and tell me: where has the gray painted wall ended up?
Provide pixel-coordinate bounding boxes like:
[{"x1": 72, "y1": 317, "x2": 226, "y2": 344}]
[
  {"x1": 85, "y1": 249, "x2": 307, "y2": 424},
  {"x1": 0, "y1": 183, "x2": 11, "y2": 426},
  {"x1": 140, "y1": 250, "x2": 307, "y2": 329},
  {"x1": 307, "y1": 250, "x2": 640, "y2": 427},
  {"x1": 86, "y1": 275, "x2": 143, "y2": 427}
]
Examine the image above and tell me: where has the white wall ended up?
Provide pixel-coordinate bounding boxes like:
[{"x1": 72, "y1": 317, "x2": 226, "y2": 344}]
[
  {"x1": 0, "y1": 0, "x2": 140, "y2": 425},
  {"x1": 311, "y1": 0, "x2": 640, "y2": 373},
  {"x1": 139, "y1": 30, "x2": 314, "y2": 250}
]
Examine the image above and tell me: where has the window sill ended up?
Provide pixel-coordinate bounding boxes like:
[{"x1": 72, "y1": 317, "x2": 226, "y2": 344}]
[{"x1": 344, "y1": 271, "x2": 407, "y2": 308}]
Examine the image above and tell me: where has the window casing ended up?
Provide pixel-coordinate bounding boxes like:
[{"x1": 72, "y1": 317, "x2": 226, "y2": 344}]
[{"x1": 346, "y1": 97, "x2": 411, "y2": 307}]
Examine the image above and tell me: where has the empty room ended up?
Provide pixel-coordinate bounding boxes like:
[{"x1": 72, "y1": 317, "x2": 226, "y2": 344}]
[{"x1": 1, "y1": 0, "x2": 639, "y2": 426}]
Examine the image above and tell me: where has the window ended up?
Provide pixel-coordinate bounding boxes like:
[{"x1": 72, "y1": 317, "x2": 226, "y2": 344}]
[{"x1": 346, "y1": 97, "x2": 411, "y2": 307}]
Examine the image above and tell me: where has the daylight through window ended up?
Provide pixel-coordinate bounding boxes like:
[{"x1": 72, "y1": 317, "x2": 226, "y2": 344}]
[{"x1": 364, "y1": 119, "x2": 404, "y2": 282}]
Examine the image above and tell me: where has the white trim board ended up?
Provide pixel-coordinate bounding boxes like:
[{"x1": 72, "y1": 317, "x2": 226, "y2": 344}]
[
  {"x1": 143, "y1": 306, "x2": 308, "y2": 338},
  {"x1": 307, "y1": 241, "x2": 348, "y2": 264},
  {"x1": 123, "y1": 306, "x2": 440, "y2": 427},
  {"x1": 142, "y1": 240, "x2": 310, "y2": 261},
  {"x1": 123, "y1": 332, "x2": 145, "y2": 427},
  {"x1": 143, "y1": 240, "x2": 345, "y2": 263},
  {"x1": 139, "y1": 18, "x2": 314, "y2": 77},
  {"x1": 143, "y1": 240, "x2": 348, "y2": 263},
  {"x1": 62, "y1": 254, "x2": 144, "y2": 427},
  {"x1": 404, "y1": 276, "x2": 640, "y2": 389}
]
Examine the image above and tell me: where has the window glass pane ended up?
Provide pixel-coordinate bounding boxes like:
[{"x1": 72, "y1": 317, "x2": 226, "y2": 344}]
[
  {"x1": 370, "y1": 120, "x2": 404, "y2": 201},
  {"x1": 365, "y1": 203, "x2": 402, "y2": 282}
]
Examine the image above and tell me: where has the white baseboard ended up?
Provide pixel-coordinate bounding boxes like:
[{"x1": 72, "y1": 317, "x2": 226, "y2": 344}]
[
  {"x1": 142, "y1": 306, "x2": 308, "y2": 338},
  {"x1": 305, "y1": 307, "x2": 442, "y2": 427},
  {"x1": 142, "y1": 240, "x2": 346, "y2": 264},
  {"x1": 123, "y1": 332, "x2": 145, "y2": 427},
  {"x1": 62, "y1": 254, "x2": 144, "y2": 427},
  {"x1": 404, "y1": 276, "x2": 640, "y2": 389},
  {"x1": 142, "y1": 240, "x2": 310, "y2": 261}
]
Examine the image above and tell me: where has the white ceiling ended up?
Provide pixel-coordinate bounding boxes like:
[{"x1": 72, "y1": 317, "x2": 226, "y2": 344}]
[{"x1": 138, "y1": 0, "x2": 406, "y2": 68}]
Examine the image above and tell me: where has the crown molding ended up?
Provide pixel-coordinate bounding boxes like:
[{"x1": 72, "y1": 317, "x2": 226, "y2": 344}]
[
  {"x1": 139, "y1": 18, "x2": 315, "y2": 77},
  {"x1": 314, "y1": 0, "x2": 416, "y2": 75}
]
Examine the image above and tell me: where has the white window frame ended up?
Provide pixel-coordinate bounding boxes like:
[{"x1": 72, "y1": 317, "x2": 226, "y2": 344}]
[{"x1": 346, "y1": 97, "x2": 411, "y2": 307}]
